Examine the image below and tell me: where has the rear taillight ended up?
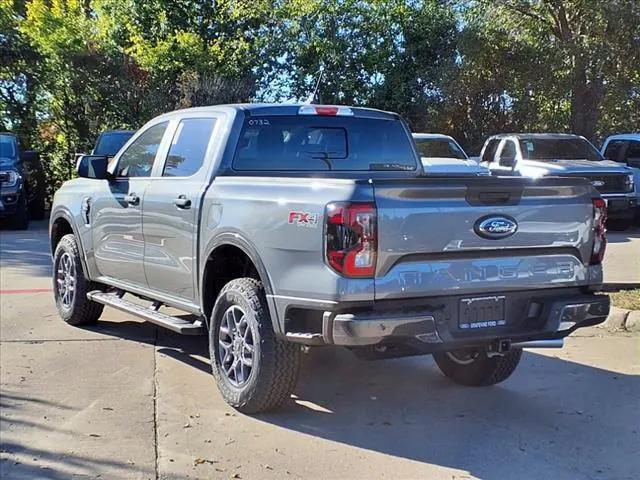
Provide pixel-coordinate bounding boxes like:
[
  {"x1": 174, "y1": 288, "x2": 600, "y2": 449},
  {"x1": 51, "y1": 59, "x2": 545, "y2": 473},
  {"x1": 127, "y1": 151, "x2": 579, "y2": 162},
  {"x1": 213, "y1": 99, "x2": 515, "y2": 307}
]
[
  {"x1": 590, "y1": 198, "x2": 607, "y2": 265},
  {"x1": 325, "y1": 202, "x2": 377, "y2": 277}
]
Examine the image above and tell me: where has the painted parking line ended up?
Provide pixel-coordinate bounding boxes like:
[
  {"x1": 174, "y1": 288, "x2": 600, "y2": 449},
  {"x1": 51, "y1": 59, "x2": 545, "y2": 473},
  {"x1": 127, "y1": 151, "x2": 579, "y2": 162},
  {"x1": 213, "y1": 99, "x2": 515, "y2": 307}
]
[{"x1": 0, "y1": 288, "x2": 53, "y2": 295}]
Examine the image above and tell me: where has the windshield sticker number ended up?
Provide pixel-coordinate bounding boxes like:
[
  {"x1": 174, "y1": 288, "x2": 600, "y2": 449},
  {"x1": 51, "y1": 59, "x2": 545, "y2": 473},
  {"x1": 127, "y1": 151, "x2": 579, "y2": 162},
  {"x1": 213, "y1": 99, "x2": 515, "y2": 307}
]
[{"x1": 248, "y1": 119, "x2": 270, "y2": 126}]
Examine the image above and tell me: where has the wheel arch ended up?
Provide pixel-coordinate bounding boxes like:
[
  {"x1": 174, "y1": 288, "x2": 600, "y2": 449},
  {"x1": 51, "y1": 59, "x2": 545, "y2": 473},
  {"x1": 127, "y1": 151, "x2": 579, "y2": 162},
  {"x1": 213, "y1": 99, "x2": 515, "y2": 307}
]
[
  {"x1": 49, "y1": 209, "x2": 90, "y2": 278},
  {"x1": 200, "y1": 232, "x2": 280, "y2": 333}
]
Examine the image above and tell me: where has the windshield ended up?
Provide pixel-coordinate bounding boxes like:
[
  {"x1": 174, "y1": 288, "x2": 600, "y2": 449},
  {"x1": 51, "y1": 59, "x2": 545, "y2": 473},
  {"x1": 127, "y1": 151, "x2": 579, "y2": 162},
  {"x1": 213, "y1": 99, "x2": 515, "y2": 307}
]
[
  {"x1": 0, "y1": 134, "x2": 17, "y2": 160},
  {"x1": 233, "y1": 116, "x2": 417, "y2": 171},
  {"x1": 414, "y1": 138, "x2": 467, "y2": 160},
  {"x1": 519, "y1": 138, "x2": 603, "y2": 161},
  {"x1": 94, "y1": 131, "x2": 134, "y2": 156}
]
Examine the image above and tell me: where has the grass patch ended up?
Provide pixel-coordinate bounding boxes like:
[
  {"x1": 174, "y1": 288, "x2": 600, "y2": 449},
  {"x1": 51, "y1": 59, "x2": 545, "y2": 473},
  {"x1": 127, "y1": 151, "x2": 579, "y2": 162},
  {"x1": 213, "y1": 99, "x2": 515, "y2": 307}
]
[{"x1": 609, "y1": 289, "x2": 640, "y2": 311}]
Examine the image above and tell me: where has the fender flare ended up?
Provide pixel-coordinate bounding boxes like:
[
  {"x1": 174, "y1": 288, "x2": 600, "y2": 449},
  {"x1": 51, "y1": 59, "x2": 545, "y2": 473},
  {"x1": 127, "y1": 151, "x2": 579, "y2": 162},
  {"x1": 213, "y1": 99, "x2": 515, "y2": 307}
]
[
  {"x1": 49, "y1": 208, "x2": 90, "y2": 278},
  {"x1": 201, "y1": 231, "x2": 281, "y2": 333}
]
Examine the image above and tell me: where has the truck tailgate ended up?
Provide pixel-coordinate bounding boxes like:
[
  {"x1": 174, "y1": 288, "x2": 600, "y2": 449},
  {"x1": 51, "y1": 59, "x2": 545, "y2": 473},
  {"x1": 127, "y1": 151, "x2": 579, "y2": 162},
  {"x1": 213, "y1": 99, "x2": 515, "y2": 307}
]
[{"x1": 373, "y1": 177, "x2": 597, "y2": 300}]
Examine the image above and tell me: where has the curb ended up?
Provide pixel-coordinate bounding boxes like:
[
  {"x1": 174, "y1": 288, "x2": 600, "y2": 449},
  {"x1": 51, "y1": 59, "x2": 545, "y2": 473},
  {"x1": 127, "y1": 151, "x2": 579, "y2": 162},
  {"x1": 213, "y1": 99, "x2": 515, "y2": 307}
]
[
  {"x1": 599, "y1": 307, "x2": 640, "y2": 333},
  {"x1": 601, "y1": 283, "x2": 640, "y2": 292}
]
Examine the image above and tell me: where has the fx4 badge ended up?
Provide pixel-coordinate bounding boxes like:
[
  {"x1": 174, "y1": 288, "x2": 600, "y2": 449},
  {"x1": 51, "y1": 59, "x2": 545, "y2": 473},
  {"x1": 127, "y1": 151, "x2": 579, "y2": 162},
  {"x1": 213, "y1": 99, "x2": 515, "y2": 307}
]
[{"x1": 288, "y1": 211, "x2": 319, "y2": 228}]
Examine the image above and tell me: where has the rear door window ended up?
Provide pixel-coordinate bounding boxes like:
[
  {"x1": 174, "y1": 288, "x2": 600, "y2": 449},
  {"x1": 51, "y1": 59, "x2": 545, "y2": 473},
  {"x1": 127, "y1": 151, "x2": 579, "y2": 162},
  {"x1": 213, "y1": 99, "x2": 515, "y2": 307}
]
[
  {"x1": 233, "y1": 116, "x2": 416, "y2": 171},
  {"x1": 163, "y1": 118, "x2": 217, "y2": 177}
]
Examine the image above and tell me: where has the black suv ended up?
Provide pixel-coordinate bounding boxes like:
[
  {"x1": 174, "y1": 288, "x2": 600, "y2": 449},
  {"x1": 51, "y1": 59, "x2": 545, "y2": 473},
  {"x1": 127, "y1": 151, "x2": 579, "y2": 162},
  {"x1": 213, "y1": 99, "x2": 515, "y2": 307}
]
[{"x1": 0, "y1": 133, "x2": 46, "y2": 229}]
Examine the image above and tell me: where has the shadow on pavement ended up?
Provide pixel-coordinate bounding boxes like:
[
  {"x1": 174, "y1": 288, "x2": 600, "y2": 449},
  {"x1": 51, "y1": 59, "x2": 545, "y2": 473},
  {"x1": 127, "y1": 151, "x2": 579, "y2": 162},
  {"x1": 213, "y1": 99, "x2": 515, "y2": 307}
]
[
  {"x1": 0, "y1": 390, "x2": 150, "y2": 480},
  {"x1": 606, "y1": 225, "x2": 639, "y2": 244},
  {"x1": 83, "y1": 321, "x2": 639, "y2": 479}
]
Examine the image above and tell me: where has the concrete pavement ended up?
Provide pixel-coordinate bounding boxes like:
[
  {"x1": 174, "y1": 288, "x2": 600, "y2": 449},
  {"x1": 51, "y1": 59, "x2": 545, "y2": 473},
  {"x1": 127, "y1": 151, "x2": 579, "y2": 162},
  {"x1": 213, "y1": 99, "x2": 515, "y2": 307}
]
[
  {"x1": 1, "y1": 222, "x2": 639, "y2": 479},
  {"x1": 603, "y1": 226, "x2": 640, "y2": 285}
]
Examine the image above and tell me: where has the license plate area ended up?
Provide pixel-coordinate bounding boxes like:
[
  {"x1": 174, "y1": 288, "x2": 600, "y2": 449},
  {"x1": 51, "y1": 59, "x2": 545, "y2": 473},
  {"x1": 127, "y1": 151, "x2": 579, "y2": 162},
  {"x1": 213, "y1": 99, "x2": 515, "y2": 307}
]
[{"x1": 459, "y1": 296, "x2": 506, "y2": 330}]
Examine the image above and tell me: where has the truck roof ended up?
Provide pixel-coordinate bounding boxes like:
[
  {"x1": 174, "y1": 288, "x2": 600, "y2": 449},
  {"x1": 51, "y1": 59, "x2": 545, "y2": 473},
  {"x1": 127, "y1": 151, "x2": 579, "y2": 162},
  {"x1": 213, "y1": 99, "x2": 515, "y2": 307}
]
[
  {"x1": 488, "y1": 133, "x2": 582, "y2": 140},
  {"x1": 154, "y1": 103, "x2": 400, "y2": 121},
  {"x1": 412, "y1": 133, "x2": 455, "y2": 141},
  {"x1": 603, "y1": 133, "x2": 640, "y2": 141}
]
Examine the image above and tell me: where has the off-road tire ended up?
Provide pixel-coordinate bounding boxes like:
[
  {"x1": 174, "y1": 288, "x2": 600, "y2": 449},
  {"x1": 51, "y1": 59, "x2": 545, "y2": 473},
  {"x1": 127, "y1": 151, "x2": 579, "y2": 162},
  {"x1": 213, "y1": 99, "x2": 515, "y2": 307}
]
[
  {"x1": 9, "y1": 195, "x2": 29, "y2": 230},
  {"x1": 53, "y1": 234, "x2": 104, "y2": 325},
  {"x1": 433, "y1": 348, "x2": 523, "y2": 386},
  {"x1": 209, "y1": 278, "x2": 301, "y2": 413}
]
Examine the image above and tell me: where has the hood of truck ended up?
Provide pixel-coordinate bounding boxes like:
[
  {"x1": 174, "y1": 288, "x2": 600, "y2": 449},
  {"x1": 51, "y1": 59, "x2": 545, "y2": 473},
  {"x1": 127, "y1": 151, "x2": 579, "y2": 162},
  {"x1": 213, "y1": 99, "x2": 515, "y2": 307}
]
[
  {"x1": 371, "y1": 177, "x2": 600, "y2": 300},
  {"x1": 421, "y1": 157, "x2": 490, "y2": 176}
]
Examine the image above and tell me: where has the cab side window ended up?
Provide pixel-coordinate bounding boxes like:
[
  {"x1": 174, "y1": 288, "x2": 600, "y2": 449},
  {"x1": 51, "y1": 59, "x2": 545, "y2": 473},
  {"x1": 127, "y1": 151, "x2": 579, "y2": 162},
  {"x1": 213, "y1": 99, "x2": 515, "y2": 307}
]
[
  {"x1": 163, "y1": 118, "x2": 217, "y2": 177},
  {"x1": 498, "y1": 140, "x2": 517, "y2": 166},
  {"x1": 604, "y1": 140, "x2": 627, "y2": 162},
  {"x1": 482, "y1": 139, "x2": 499, "y2": 163},
  {"x1": 116, "y1": 123, "x2": 168, "y2": 178},
  {"x1": 624, "y1": 141, "x2": 640, "y2": 161}
]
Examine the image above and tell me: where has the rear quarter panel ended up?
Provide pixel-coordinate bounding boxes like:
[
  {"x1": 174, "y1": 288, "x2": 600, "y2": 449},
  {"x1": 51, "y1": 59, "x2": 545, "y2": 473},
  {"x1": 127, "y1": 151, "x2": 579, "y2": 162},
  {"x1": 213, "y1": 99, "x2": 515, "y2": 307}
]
[{"x1": 199, "y1": 177, "x2": 375, "y2": 331}]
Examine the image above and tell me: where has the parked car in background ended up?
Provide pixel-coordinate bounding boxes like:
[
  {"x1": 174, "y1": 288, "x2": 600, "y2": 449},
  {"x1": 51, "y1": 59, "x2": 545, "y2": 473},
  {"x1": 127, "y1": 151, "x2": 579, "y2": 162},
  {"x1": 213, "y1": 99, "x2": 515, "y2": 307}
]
[
  {"x1": 601, "y1": 133, "x2": 640, "y2": 222},
  {"x1": 92, "y1": 129, "x2": 135, "y2": 157},
  {"x1": 0, "y1": 132, "x2": 46, "y2": 229},
  {"x1": 413, "y1": 133, "x2": 489, "y2": 175},
  {"x1": 50, "y1": 104, "x2": 610, "y2": 413},
  {"x1": 479, "y1": 133, "x2": 637, "y2": 230}
]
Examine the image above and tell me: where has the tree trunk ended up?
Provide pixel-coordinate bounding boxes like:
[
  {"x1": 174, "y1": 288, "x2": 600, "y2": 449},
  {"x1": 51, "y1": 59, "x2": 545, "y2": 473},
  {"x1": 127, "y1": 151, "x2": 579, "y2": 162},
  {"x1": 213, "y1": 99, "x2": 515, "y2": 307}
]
[{"x1": 570, "y1": 57, "x2": 603, "y2": 141}]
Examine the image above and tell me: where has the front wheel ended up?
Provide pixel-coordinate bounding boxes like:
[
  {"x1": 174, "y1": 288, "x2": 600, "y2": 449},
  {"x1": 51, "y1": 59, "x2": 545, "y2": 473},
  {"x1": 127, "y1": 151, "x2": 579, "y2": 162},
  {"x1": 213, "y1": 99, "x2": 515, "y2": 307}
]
[
  {"x1": 53, "y1": 234, "x2": 104, "y2": 325},
  {"x1": 433, "y1": 347, "x2": 522, "y2": 386},
  {"x1": 209, "y1": 278, "x2": 301, "y2": 413}
]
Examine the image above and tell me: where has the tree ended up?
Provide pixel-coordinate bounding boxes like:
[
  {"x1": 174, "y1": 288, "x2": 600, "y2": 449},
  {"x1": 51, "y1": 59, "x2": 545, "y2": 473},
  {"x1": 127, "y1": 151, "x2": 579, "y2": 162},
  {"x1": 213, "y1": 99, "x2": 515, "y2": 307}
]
[{"x1": 483, "y1": 0, "x2": 640, "y2": 140}]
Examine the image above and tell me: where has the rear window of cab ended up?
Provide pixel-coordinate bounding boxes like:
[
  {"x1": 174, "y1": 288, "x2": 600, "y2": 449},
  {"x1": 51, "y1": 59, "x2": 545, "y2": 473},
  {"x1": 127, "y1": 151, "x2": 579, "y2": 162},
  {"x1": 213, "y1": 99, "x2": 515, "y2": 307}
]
[{"x1": 232, "y1": 116, "x2": 417, "y2": 171}]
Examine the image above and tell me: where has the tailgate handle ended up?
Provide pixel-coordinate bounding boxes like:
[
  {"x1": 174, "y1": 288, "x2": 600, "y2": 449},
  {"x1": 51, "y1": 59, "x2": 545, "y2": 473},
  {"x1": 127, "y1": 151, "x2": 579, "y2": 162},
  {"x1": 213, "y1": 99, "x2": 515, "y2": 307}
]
[{"x1": 477, "y1": 191, "x2": 511, "y2": 204}]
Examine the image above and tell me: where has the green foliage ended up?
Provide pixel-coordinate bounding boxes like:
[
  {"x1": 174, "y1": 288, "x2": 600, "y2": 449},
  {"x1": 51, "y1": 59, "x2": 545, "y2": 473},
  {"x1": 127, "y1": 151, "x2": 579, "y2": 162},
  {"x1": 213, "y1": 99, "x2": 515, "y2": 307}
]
[{"x1": 1, "y1": 0, "x2": 638, "y2": 200}]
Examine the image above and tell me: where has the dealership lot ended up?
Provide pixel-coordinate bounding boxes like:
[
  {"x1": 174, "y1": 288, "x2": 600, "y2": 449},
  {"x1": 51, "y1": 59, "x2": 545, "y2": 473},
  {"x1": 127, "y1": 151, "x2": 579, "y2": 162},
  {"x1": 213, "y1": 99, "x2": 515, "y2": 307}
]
[{"x1": 1, "y1": 222, "x2": 639, "y2": 480}]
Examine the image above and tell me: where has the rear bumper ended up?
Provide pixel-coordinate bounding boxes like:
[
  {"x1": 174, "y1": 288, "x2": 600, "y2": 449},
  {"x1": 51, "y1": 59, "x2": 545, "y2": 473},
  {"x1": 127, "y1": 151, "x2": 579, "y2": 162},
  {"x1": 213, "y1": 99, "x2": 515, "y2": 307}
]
[
  {"x1": 320, "y1": 289, "x2": 609, "y2": 351},
  {"x1": 602, "y1": 193, "x2": 637, "y2": 220}
]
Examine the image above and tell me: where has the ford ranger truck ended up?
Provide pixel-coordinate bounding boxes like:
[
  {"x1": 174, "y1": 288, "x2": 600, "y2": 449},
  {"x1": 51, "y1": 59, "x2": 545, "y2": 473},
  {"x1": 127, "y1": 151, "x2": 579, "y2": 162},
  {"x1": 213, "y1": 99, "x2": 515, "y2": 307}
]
[
  {"x1": 479, "y1": 133, "x2": 636, "y2": 230},
  {"x1": 49, "y1": 104, "x2": 610, "y2": 413}
]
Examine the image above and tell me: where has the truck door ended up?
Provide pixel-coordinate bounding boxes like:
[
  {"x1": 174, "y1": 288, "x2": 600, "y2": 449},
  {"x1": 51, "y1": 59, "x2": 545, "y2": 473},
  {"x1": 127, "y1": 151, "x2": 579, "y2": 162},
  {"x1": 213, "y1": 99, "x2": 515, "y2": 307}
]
[
  {"x1": 92, "y1": 122, "x2": 170, "y2": 287},
  {"x1": 142, "y1": 116, "x2": 219, "y2": 303}
]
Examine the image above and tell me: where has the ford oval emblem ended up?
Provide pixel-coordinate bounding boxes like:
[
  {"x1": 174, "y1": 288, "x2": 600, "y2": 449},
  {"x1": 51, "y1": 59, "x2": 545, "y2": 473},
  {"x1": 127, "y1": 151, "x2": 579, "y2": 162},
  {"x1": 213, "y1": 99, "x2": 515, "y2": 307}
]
[
  {"x1": 474, "y1": 215, "x2": 518, "y2": 239},
  {"x1": 591, "y1": 180, "x2": 605, "y2": 188}
]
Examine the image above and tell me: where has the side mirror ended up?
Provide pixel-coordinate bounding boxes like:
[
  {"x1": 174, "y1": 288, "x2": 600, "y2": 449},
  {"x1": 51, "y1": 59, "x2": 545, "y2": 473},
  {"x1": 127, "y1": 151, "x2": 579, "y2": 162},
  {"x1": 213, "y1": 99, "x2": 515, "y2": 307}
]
[
  {"x1": 21, "y1": 150, "x2": 39, "y2": 163},
  {"x1": 77, "y1": 155, "x2": 111, "y2": 180},
  {"x1": 499, "y1": 155, "x2": 516, "y2": 168}
]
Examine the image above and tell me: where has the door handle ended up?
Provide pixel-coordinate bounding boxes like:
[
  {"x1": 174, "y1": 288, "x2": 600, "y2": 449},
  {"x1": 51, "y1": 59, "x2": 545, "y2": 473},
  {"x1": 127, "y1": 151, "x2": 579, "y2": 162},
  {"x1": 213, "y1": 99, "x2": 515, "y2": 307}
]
[
  {"x1": 174, "y1": 195, "x2": 191, "y2": 209},
  {"x1": 124, "y1": 193, "x2": 139, "y2": 205}
]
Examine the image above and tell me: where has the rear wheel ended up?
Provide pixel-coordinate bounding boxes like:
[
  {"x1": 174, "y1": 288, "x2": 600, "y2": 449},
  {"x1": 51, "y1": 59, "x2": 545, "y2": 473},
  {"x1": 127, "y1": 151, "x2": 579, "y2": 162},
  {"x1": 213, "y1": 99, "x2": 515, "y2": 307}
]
[
  {"x1": 53, "y1": 234, "x2": 104, "y2": 325},
  {"x1": 433, "y1": 347, "x2": 522, "y2": 386},
  {"x1": 209, "y1": 278, "x2": 301, "y2": 413}
]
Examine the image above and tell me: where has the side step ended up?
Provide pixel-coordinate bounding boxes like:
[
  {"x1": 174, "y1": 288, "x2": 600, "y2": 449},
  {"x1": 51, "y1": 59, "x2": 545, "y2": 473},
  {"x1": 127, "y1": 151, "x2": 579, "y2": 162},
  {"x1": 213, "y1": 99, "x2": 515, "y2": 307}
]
[{"x1": 87, "y1": 291, "x2": 205, "y2": 335}]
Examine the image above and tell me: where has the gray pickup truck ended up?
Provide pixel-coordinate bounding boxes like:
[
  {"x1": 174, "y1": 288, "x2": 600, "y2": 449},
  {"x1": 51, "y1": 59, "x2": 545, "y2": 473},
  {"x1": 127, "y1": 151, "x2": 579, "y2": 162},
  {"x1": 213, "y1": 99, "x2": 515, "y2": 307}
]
[
  {"x1": 479, "y1": 133, "x2": 637, "y2": 229},
  {"x1": 50, "y1": 104, "x2": 610, "y2": 413}
]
